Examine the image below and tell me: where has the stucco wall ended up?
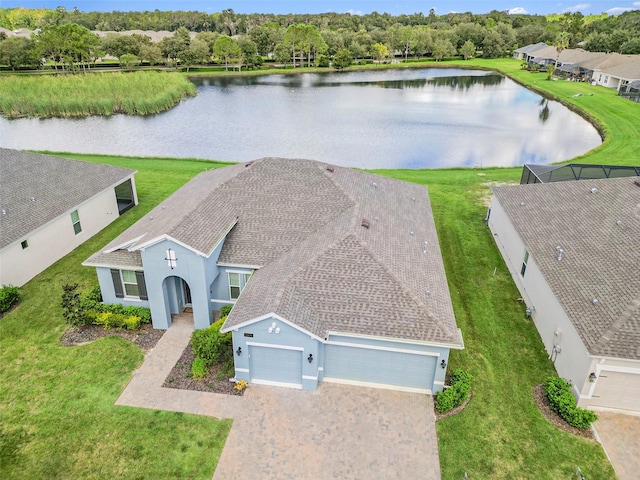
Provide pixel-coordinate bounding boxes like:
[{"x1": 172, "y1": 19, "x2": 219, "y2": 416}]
[
  {"x1": 489, "y1": 197, "x2": 592, "y2": 399},
  {"x1": 1, "y1": 186, "x2": 122, "y2": 287}
]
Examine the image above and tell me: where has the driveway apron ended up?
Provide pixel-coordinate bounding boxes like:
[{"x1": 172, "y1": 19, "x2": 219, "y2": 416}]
[
  {"x1": 593, "y1": 412, "x2": 640, "y2": 480},
  {"x1": 116, "y1": 315, "x2": 441, "y2": 480}
]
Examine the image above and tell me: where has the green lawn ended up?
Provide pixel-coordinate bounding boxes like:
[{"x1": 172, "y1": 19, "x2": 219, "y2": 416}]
[{"x1": 3, "y1": 58, "x2": 634, "y2": 478}]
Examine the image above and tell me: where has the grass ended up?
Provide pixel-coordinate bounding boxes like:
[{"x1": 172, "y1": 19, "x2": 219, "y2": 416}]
[
  {"x1": 0, "y1": 71, "x2": 196, "y2": 118},
  {"x1": 0, "y1": 155, "x2": 232, "y2": 479}
]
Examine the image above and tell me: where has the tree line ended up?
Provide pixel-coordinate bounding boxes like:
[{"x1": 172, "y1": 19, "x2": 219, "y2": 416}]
[{"x1": 1, "y1": 7, "x2": 639, "y2": 72}]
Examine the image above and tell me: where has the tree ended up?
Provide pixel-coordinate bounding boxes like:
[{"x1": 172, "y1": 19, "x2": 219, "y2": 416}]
[
  {"x1": 181, "y1": 38, "x2": 210, "y2": 71},
  {"x1": 248, "y1": 22, "x2": 284, "y2": 56},
  {"x1": 282, "y1": 24, "x2": 307, "y2": 68},
  {"x1": 333, "y1": 47, "x2": 352, "y2": 70},
  {"x1": 138, "y1": 42, "x2": 163, "y2": 65},
  {"x1": 101, "y1": 33, "x2": 140, "y2": 59},
  {"x1": 482, "y1": 29, "x2": 506, "y2": 58},
  {"x1": 0, "y1": 37, "x2": 39, "y2": 70},
  {"x1": 620, "y1": 37, "x2": 640, "y2": 54},
  {"x1": 161, "y1": 27, "x2": 190, "y2": 68},
  {"x1": 371, "y1": 42, "x2": 389, "y2": 62},
  {"x1": 238, "y1": 36, "x2": 262, "y2": 69},
  {"x1": 301, "y1": 24, "x2": 327, "y2": 67},
  {"x1": 550, "y1": 31, "x2": 570, "y2": 79},
  {"x1": 459, "y1": 40, "x2": 476, "y2": 60},
  {"x1": 432, "y1": 38, "x2": 456, "y2": 61},
  {"x1": 119, "y1": 53, "x2": 139, "y2": 70},
  {"x1": 213, "y1": 35, "x2": 240, "y2": 70}
]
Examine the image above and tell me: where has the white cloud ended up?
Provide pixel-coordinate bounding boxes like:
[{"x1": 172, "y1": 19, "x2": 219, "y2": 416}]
[
  {"x1": 562, "y1": 3, "x2": 591, "y2": 13},
  {"x1": 508, "y1": 7, "x2": 529, "y2": 14},
  {"x1": 634, "y1": 1, "x2": 640, "y2": 6},
  {"x1": 606, "y1": 6, "x2": 635, "y2": 14}
]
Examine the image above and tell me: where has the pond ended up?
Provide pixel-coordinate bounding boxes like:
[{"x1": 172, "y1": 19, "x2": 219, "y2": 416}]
[{"x1": 1, "y1": 68, "x2": 601, "y2": 169}]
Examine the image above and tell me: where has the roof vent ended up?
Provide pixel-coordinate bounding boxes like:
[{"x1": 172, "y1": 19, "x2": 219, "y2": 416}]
[
  {"x1": 616, "y1": 219, "x2": 623, "y2": 226},
  {"x1": 592, "y1": 298, "x2": 599, "y2": 305},
  {"x1": 372, "y1": 182, "x2": 378, "y2": 188},
  {"x1": 590, "y1": 187, "x2": 598, "y2": 193},
  {"x1": 411, "y1": 197, "x2": 416, "y2": 202},
  {"x1": 325, "y1": 166, "x2": 334, "y2": 173},
  {"x1": 149, "y1": 216, "x2": 154, "y2": 220},
  {"x1": 423, "y1": 241, "x2": 428, "y2": 253},
  {"x1": 374, "y1": 216, "x2": 379, "y2": 222},
  {"x1": 634, "y1": 179, "x2": 640, "y2": 187},
  {"x1": 556, "y1": 246, "x2": 563, "y2": 261},
  {"x1": 519, "y1": 201, "x2": 525, "y2": 207},
  {"x1": 361, "y1": 219, "x2": 370, "y2": 229},
  {"x1": 1, "y1": 209, "x2": 6, "y2": 215},
  {"x1": 410, "y1": 231, "x2": 415, "y2": 236},
  {"x1": 31, "y1": 197, "x2": 35, "y2": 202}
]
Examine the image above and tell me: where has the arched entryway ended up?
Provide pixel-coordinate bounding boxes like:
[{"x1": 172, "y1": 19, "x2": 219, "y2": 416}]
[{"x1": 162, "y1": 275, "x2": 193, "y2": 320}]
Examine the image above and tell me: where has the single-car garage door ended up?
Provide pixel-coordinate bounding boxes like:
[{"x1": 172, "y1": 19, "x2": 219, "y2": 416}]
[
  {"x1": 324, "y1": 344, "x2": 436, "y2": 391},
  {"x1": 249, "y1": 345, "x2": 303, "y2": 387},
  {"x1": 591, "y1": 371, "x2": 640, "y2": 412}
]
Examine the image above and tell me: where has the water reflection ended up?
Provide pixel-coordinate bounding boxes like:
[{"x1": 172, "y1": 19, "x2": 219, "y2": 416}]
[{"x1": 1, "y1": 68, "x2": 600, "y2": 169}]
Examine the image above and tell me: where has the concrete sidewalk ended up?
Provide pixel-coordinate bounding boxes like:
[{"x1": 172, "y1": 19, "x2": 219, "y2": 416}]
[{"x1": 116, "y1": 314, "x2": 441, "y2": 480}]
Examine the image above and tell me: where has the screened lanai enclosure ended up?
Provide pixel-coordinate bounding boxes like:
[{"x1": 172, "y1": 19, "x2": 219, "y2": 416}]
[{"x1": 520, "y1": 163, "x2": 640, "y2": 184}]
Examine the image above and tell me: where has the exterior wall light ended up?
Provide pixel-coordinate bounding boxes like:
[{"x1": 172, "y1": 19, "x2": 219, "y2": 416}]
[
  {"x1": 589, "y1": 372, "x2": 597, "y2": 382},
  {"x1": 440, "y1": 359, "x2": 447, "y2": 369},
  {"x1": 307, "y1": 354, "x2": 313, "y2": 363},
  {"x1": 236, "y1": 347, "x2": 242, "y2": 356}
]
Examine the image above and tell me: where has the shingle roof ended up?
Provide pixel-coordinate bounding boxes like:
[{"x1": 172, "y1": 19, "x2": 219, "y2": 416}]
[
  {"x1": 492, "y1": 177, "x2": 640, "y2": 360},
  {"x1": 0, "y1": 149, "x2": 136, "y2": 250},
  {"x1": 87, "y1": 158, "x2": 462, "y2": 346},
  {"x1": 514, "y1": 42, "x2": 549, "y2": 54}
]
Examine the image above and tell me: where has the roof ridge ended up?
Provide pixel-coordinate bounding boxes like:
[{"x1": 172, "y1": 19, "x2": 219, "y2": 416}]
[
  {"x1": 591, "y1": 298, "x2": 640, "y2": 355},
  {"x1": 352, "y1": 234, "x2": 457, "y2": 341}
]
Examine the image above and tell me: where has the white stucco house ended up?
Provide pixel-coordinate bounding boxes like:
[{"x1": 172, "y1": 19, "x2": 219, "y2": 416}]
[
  {"x1": 488, "y1": 177, "x2": 640, "y2": 415},
  {"x1": 0, "y1": 149, "x2": 137, "y2": 287},
  {"x1": 84, "y1": 158, "x2": 464, "y2": 393}
]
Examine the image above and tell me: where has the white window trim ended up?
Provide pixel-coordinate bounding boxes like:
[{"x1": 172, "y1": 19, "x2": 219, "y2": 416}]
[{"x1": 121, "y1": 269, "x2": 140, "y2": 298}]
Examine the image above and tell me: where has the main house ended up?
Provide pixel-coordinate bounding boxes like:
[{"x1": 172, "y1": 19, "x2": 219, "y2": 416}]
[
  {"x1": 0, "y1": 149, "x2": 137, "y2": 287},
  {"x1": 488, "y1": 177, "x2": 640, "y2": 414},
  {"x1": 84, "y1": 158, "x2": 463, "y2": 393}
]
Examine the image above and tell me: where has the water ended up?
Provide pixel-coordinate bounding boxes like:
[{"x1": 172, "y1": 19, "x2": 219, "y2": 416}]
[{"x1": 0, "y1": 68, "x2": 601, "y2": 169}]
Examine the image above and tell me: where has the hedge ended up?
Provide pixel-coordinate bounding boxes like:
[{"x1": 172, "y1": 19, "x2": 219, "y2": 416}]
[
  {"x1": 436, "y1": 368, "x2": 472, "y2": 414},
  {"x1": 543, "y1": 377, "x2": 598, "y2": 429}
]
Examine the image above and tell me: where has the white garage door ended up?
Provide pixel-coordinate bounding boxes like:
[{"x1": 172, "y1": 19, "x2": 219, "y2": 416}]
[
  {"x1": 591, "y1": 371, "x2": 640, "y2": 412},
  {"x1": 249, "y1": 346, "x2": 302, "y2": 387},
  {"x1": 324, "y1": 344, "x2": 436, "y2": 391}
]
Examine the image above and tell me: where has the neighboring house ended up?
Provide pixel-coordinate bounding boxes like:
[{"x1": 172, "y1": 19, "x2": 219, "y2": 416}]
[
  {"x1": 512, "y1": 42, "x2": 549, "y2": 61},
  {"x1": 588, "y1": 54, "x2": 640, "y2": 90},
  {"x1": 619, "y1": 79, "x2": 640, "y2": 103},
  {"x1": 488, "y1": 177, "x2": 640, "y2": 414},
  {"x1": 84, "y1": 158, "x2": 464, "y2": 393},
  {"x1": 520, "y1": 163, "x2": 640, "y2": 184},
  {"x1": 0, "y1": 149, "x2": 137, "y2": 287}
]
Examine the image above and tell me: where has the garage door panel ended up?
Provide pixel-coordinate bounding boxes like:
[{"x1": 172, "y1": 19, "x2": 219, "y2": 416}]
[
  {"x1": 324, "y1": 344, "x2": 435, "y2": 390},
  {"x1": 591, "y1": 371, "x2": 640, "y2": 411},
  {"x1": 249, "y1": 346, "x2": 302, "y2": 386}
]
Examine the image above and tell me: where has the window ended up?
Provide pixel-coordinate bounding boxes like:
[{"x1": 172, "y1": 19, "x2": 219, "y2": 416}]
[
  {"x1": 71, "y1": 210, "x2": 82, "y2": 235},
  {"x1": 21, "y1": 240, "x2": 29, "y2": 249},
  {"x1": 228, "y1": 272, "x2": 252, "y2": 300},
  {"x1": 521, "y1": 250, "x2": 529, "y2": 277},
  {"x1": 110, "y1": 269, "x2": 148, "y2": 300},
  {"x1": 122, "y1": 270, "x2": 140, "y2": 297}
]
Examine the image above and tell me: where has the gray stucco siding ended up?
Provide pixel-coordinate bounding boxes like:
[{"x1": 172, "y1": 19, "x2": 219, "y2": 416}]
[{"x1": 231, "y1": 315, "x2": 321, "y2": 390}]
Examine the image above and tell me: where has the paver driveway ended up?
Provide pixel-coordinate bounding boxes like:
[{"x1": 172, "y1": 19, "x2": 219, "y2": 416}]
[
  {"x1": 593, "y1": 412, "x2": 640, "y2": 480},
  {"x1": 116, "y1": 315, "x2": 441, "y2": 480}
]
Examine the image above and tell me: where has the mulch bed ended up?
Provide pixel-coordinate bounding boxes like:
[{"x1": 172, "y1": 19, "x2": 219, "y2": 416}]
[
  {"x1": 162, "y1": 345, "x2": 244, "y2": 395},
  {"x1": 60, "y1": 323, "x2": 164, "y2": 352},
  {"x1": 533, "y1": 383, "x2": 594, "y2": 440}
]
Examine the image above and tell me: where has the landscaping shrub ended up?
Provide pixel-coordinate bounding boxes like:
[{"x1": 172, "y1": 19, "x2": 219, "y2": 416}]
[
  {"x1": 220, "y1": 305, "x2": 233, "y2": 317},
  {"x1": 543, "y1": 377, "x2": 598, "y2": 429},
  {"x1": 190, "y1": 317, "x2": 232, "y2": 367},
  {"x1": 93, "y1": 312, "x2": 141, "y2": 330},
  {"x1": 436, "y1": 368, "x2": 473, "y2": 414},
  {"x1": 79, "y1": 287, "x2": 152, "y2": 326},
  {"x1": 0, "y1": 285, "x2": 20, "y2": 313},
  {"x1": 191, "y1": 356, "x2": 208, "y2": 380},
  {"x1": 61, "y1": 284, "x2": 92, "y2": 327}
]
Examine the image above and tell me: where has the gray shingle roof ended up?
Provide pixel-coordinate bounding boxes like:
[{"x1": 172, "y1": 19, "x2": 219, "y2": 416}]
[
  {"x1": 87, "y1": 158, "x2": 462, "y2": 346},
  {"x1": 0, "y1": 149, "x2": 136, "y2": 250},
  {"x1": 492, "y1": 177, "x2": 640, "y2": 360}
]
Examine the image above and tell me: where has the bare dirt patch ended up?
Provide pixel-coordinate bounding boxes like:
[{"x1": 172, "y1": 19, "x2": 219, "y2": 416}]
[
  {"x1": 162, "y1": 345, "x2": 244, "y2": 396},
  {"x1": 60, "y1": 323, "x2": 163, "y2": 352},
  {"x1": 533, "y1": 384, "x2": 595, "y2": 440},
  {"x1": 478, "y1": 180, "x2": 518, "y2": 207}
]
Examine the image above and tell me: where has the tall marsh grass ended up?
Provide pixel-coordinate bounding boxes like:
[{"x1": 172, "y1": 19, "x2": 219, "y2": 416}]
[{"x1": 0, "y1": 71, "x2": 196, "y2": 118}]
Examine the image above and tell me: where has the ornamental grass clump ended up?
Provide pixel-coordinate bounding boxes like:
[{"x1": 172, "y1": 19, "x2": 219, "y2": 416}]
[
  {"x1": 436, "y1": 368, "x2": 472, "y2": 414},
  {"x1": 543, "y1": 377, "x2": 598, "y2": 429}
]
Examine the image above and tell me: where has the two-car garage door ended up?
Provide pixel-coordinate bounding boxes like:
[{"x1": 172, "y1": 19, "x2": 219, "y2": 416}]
[{"x1": 324, "y1": 344, "x2": 436, "y2": 392}]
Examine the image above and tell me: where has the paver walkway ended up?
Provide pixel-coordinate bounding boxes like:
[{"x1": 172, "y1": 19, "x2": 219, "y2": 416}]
[
  {"x1": 593, "y1": 412, "x2": 640, "y2": 480},
  {"x1": 116, "y1": 314, "x2": 441, "y2": 480}
]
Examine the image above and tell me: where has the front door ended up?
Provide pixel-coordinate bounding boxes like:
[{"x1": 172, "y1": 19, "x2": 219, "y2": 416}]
[{"x1": 183, "y1": 281, "x2": 192, "y2": 308}]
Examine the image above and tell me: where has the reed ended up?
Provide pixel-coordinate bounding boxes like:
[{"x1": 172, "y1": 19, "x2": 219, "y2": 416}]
[{"x1": 0, "y1": 71, "x2": 196, "y2": 118}]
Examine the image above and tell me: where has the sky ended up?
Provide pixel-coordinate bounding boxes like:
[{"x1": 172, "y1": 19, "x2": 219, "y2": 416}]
[{"x1": 2, "y1": 0, "x2": 640, "y2": 16}]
